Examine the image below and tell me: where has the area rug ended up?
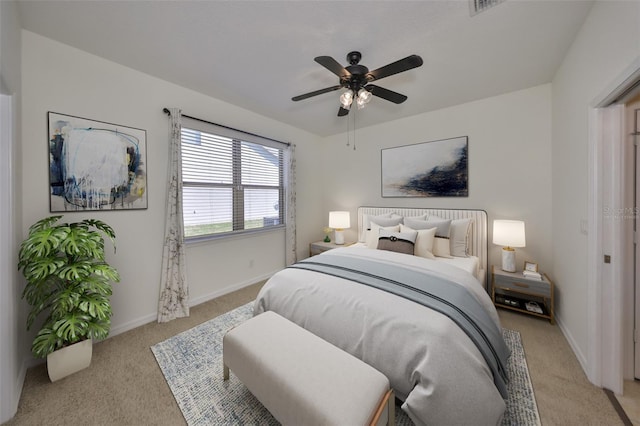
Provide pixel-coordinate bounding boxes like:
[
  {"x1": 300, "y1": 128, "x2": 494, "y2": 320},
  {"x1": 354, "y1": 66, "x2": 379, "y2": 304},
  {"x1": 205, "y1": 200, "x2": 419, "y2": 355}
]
[{"x1": 151, "y1": 302, "x2": 541, "y2": 425}]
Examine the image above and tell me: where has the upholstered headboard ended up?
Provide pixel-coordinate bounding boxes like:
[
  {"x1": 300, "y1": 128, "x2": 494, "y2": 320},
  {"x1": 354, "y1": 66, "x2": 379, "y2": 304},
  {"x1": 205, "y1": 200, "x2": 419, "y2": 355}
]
[{"x1": 357, "y1": 206, "x2": 488, "y2": 286}]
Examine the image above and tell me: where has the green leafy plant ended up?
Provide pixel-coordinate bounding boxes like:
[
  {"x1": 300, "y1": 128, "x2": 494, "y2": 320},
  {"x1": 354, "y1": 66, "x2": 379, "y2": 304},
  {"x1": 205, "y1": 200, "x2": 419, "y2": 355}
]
[{"x1": 18, "y1": 215, "x2": 120, "y2": 358}]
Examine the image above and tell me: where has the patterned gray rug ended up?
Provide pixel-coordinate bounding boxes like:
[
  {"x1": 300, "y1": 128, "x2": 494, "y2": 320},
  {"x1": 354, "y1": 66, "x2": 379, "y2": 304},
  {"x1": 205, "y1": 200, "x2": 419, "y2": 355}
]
[{"x1": 151, "y1": 302, "x2": 540, "y2": 425}]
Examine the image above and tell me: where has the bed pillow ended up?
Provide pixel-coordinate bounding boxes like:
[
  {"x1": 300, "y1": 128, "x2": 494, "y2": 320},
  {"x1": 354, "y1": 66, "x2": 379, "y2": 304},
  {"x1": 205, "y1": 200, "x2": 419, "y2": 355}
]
[
  {"x1": 403, "y1": 213, "x2": 428, "y2": 222},
  {"x1": 363, "y1": 213, "x2": 391, "y2": 230},
  {"x1": 360, "y1": 213, "x2": 391, "y2": 242},
  {"x1": 403, "y1": 217, "x2": 452, "y2": 238},
  {"x1": 366, "y1": 223, "x2": 401, "y2": 248},
  {"x1": 449, "y1": 218, "x2": 473, "y2": 257},
  {"x1": 433, "y1": 236, "x2": 453, "y2": 258},
  {"x1": 367, "y1": 215, "x2": 403, "y2": 229},
  {"x1": 359, "y1": 213, "x2": 402, "y2": 241},
  {"x1": 400, "y1": 224, "x2": 436, "y2": 259},
  {"x1": 377, "y1": 228, "x2": 418, "y2": 255}
]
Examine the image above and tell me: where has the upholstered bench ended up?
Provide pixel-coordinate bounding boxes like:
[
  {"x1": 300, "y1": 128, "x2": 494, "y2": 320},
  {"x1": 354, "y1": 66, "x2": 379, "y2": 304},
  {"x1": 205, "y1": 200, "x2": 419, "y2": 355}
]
[{"x1": 223, "y1": 311, "x2": 395, "y2": 426}]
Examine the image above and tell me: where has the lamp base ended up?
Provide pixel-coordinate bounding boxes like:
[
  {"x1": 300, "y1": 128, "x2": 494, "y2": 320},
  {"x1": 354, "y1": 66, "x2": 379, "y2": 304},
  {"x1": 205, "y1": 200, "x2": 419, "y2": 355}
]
[
  {"x1": 501, "y1": 248, "x2": 516, "y2": 272},
  {"x1": 334, "y1": 229, "x2": 345, "y2": 245}
]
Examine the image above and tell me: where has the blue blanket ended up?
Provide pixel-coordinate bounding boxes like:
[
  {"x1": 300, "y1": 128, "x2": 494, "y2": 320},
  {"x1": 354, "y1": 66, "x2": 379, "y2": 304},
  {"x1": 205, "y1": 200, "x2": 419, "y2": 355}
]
[{"x1": 289, "y1": 254, "x2": 510, "y2": 399}]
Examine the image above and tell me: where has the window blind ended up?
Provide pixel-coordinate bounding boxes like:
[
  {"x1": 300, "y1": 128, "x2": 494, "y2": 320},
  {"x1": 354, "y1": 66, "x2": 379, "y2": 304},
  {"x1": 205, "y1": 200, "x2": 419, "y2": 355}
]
[{"x1": 181, "y1": 118, "x2": 286, "y2": 239}]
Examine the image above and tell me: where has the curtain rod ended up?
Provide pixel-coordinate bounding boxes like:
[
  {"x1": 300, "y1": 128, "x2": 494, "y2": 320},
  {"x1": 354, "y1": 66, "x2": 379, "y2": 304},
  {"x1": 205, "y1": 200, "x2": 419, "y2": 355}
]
[{"x1": 162, "y1": 108, "x2": 290, "y2": 146}]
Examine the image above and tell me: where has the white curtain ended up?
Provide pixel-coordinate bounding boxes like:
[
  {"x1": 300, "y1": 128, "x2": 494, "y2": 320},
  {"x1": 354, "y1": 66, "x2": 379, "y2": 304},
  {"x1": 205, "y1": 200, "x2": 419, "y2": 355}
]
[
  {"x1": 158, "y1": 108, "x2": 189, "y2": 323},
  {"x1": 285, "y1": 144, "x2": 297, "y2": 265}
]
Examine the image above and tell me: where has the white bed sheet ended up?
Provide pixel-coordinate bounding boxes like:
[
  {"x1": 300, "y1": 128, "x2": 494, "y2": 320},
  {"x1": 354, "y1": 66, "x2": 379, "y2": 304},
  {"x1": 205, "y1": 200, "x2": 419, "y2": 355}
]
[
  {"x1": 254, "y1": 246, "x2": 506, "y2": 426},
  {"x1": 438, "y1": 255, "x2": 480, "y2": 278}
]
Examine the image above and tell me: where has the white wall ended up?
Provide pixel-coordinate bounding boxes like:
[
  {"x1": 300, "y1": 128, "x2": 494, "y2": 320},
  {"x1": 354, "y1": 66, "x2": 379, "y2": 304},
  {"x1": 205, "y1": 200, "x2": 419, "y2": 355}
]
[
  {"x1": 551, "y1": 1, "x2": 640, "y2": 371},
  {"x1": 320, "y1": 84, "x2": 553, "y2": 271},
  {"x1": 0, "y1": 0, "x2": 25, "y2": 422},
  {"x1": 21, "y1": 30, "x2": 323, "y2": 339}
]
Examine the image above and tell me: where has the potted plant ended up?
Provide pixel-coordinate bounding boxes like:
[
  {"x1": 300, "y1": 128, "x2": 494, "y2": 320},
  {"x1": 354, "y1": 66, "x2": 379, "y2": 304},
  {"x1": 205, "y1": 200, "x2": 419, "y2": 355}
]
[{"x1": 18, "y1": 215, "x2": 120, "y2": 381}]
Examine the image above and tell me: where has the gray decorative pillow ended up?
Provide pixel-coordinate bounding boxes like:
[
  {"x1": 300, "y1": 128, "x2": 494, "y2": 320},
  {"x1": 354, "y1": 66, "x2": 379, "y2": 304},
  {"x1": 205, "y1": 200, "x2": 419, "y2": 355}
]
[
  {"x1": 377, "y1": 229, "x2": 418, "y2": 255},
  {"x1": 403, "y1": 217, "x2": 452, "y2": 238},
  {"x1": 368, "y1": 215, "x2": 403, "y2": 230},
  {"x1": 362, "y1": 213, "x2": 393, "y2": 231}
]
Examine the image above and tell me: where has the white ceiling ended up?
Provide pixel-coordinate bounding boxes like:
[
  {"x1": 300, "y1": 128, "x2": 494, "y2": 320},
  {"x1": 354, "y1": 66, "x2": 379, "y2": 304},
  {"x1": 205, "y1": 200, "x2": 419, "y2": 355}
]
[{"x1": 17, "y1": 0, "x2": 594, "y2": 137}]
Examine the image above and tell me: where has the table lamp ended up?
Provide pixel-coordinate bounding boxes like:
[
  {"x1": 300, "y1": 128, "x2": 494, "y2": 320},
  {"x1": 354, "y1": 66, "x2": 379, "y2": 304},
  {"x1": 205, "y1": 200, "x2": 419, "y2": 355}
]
[
  {"x1": 329, "y1": 211, "x2": 350, "y2": 245},
  {"x1": 493, "y1": 220, "x2": 526, "y2": 272}
]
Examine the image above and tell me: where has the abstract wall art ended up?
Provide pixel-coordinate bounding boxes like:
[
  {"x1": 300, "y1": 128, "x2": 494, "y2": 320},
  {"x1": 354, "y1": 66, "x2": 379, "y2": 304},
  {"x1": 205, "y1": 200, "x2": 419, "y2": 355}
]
[
  {"x1": 381, "y1": 136, "x2": 468, "y2": 197},
  {"x1": 48, "y1": 112, "x2": 148, "y2": 211}
]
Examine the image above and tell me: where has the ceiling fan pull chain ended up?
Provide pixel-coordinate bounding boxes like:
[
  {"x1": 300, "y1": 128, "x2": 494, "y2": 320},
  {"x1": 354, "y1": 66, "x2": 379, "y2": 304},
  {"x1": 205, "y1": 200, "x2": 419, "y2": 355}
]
[
  {"x1": 346, "y1": 108, "x2": 351, "y2": 148},
  {"x1": 352, "y1": 109, "x2": 357, "y2": 151}
]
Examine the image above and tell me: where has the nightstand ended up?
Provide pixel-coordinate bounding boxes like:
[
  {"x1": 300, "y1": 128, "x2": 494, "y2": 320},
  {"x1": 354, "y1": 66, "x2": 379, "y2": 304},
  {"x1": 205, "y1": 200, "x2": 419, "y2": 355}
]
[
  {"x1": 491, "y1": 265, "x2": 555, "y2": 324},
  {"x1": 309, "y1": 241, "x2": 353, "y2": 256}
]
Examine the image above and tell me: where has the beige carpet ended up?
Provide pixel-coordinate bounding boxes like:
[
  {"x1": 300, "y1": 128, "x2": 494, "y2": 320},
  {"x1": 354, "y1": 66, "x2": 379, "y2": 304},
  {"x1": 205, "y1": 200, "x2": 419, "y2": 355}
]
[{"x1": 4, "y1": 282, "x2": 625, "y2": 426}]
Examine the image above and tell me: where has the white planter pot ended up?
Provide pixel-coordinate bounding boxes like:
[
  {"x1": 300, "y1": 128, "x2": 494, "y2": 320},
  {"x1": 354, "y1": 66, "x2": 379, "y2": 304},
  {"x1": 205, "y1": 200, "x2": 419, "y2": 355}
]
[{"x1": 46, "y1": 339, "x2": 92, "y2": 382}]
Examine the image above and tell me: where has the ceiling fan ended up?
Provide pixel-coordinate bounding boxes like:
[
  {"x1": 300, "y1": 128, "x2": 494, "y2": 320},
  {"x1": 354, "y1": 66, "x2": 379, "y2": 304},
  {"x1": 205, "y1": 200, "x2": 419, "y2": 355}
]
[{"x1": 292, "y1": 51, "x2": 423, "y2": 117}]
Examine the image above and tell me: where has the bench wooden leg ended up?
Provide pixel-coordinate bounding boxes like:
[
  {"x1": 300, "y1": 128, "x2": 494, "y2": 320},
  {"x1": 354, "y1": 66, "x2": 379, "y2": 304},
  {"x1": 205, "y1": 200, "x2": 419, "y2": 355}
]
[
  {"x1": 388, "y1": 390, "x2": 395, "y2": 426},
  {"x1": 223, "y1": 363, "x2": 229, "y2": 381},
  {"x1": 370, "y1": 389, "x2": 395, "y2": 426}
]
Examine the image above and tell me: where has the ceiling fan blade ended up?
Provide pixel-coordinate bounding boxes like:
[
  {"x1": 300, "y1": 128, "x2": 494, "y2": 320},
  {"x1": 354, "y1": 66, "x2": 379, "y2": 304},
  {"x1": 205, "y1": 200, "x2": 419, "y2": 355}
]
[
  {"x1": 315, "y1": 56, "x2": 351, "y2": 78},
  {"x1": 292, "y1": 85, "x2": 342, "y2": 101},
  {"x1": 367, "y1": 85, "x2": 408, "y2": 104},
  {"x1": 366, "y1": 55, "x2": 423, "y2": 82},
  {"x1": 338, "y1": 107, "x2": 350, "y2": 117}
]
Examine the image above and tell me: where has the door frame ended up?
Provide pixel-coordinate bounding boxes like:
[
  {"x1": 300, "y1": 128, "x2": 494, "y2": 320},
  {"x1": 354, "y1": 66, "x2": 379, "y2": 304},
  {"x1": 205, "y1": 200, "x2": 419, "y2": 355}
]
[
  {"x1": 633, "y1": 105, "x2": 640, "y2": 379},
  {"x1": 587, "y1": 104, "x2": 625, "y2": 394},
  {"x1": 0, "y1": 94, "x2": 15, "y2": 421},
  {"x1": 587, "y1": 57, "x2": 640, "y2": 394}
]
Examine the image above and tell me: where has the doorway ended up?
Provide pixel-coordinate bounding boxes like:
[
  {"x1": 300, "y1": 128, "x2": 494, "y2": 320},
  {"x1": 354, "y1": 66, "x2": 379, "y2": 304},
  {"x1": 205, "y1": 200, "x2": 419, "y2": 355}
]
[
  {"x1": 631, "y1": 98, "x2": 640, "y2": 380},
  {"x1": 588, "y1": 60, "x2": 640, "y2": 395}
]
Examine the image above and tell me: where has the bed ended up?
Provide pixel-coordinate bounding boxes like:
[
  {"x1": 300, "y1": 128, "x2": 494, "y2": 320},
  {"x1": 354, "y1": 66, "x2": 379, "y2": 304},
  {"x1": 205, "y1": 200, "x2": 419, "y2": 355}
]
[{"x1": 254, "y1": 207, "x2": 509, "y2": 426}]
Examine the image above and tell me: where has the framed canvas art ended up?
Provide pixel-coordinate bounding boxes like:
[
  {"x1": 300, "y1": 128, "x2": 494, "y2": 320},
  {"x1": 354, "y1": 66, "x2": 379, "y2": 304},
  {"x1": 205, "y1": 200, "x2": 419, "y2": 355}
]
[
  {"x1": 381, "y1": 136, "x2": 468, "y2": 197},
  {"x1": 48, "y1": 112, "x2": 148, "y2": 211}
]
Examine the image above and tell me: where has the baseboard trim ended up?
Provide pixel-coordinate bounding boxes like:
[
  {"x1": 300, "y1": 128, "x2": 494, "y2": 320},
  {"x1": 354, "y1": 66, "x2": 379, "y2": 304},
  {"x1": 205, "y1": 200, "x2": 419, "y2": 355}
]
[
  {"x1": 188, "y1": 270, "x2": 275, "y2": 307},
  {"x1": 3, "y1": 357, "x2": 31, "y2": 423},
  {"x1": 555, "y1": 312, "x2": 589, "y2": 378},
  {"x1": 108, "y1": 271, "x2": 277, "y2": 337}
]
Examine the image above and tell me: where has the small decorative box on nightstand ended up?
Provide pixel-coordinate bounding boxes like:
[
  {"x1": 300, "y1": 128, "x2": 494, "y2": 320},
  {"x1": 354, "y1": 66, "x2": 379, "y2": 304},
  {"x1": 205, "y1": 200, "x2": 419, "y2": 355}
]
[
  {"x1": 309, "y1": 241, "x2": 353, "y2": 256},
  {"x1": 491, "y1": 265, "x2": 555, "y2": 324}
]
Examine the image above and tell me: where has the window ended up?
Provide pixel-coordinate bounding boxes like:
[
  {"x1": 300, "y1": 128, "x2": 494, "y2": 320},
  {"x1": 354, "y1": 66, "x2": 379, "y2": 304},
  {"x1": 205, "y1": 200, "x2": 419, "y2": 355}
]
[{"x1": 181, "y1": 121, "x2": 286, "y2": 239}]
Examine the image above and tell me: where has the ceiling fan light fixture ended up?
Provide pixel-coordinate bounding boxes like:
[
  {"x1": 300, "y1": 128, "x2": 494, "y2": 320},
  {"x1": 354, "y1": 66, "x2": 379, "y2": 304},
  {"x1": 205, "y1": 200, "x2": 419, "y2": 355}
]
[
  {"x1": 340, "y1": 90, "x2": 353, "y2": 109},
  {"x1": 356, "y1": 88, "x2": 372, "y2": 109}
]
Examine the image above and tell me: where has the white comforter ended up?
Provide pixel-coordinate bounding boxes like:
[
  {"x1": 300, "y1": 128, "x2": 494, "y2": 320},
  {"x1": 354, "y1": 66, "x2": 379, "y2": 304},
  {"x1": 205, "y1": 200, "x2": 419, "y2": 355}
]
[{"x1": 254, "y1": 246, "x2": 506, "y2": 426}]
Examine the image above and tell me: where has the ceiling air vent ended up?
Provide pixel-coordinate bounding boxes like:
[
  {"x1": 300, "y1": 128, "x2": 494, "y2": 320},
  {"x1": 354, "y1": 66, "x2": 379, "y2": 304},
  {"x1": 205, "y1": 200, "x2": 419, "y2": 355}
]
[{"x1": 469, "y1": 0, "x2": 506, "y2": 16}]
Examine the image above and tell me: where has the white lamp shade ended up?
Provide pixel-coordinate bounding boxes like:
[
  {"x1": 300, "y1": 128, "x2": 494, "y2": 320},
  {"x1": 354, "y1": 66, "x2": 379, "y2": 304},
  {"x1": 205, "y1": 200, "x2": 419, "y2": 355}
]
[
  {"x1": 329, "y1": 211, "x2": 351, "y2": 230},
  {"x1": 492, "y1": 220, "x2": 526, "y2": 248}
]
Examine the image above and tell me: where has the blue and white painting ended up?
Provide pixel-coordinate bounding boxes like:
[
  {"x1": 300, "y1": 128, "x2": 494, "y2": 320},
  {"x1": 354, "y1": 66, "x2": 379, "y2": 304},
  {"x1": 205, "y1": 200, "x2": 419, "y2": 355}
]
[
  {"x1": 49, "y1": 112, "x2": 147, "y2": 211},
  {"x1": 381, "y1": 136, "x2": 468, "y2": 197}
]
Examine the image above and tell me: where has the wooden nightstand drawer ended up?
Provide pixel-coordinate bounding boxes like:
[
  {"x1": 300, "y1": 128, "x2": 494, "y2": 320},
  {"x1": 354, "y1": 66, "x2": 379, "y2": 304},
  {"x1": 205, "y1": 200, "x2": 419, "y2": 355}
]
[{"x1": 494, "y1": 274, "x2": 550, "y2": 296}]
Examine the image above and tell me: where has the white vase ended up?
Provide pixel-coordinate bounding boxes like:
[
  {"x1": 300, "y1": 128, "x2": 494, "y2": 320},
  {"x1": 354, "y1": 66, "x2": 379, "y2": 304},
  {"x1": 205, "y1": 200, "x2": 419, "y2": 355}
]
[
  {"x1": 501, "y1": 248, "x2": 516, "y2": 272},
  {"x1": 46, "y1": 339, "x2": 92, "y2": 382}
]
